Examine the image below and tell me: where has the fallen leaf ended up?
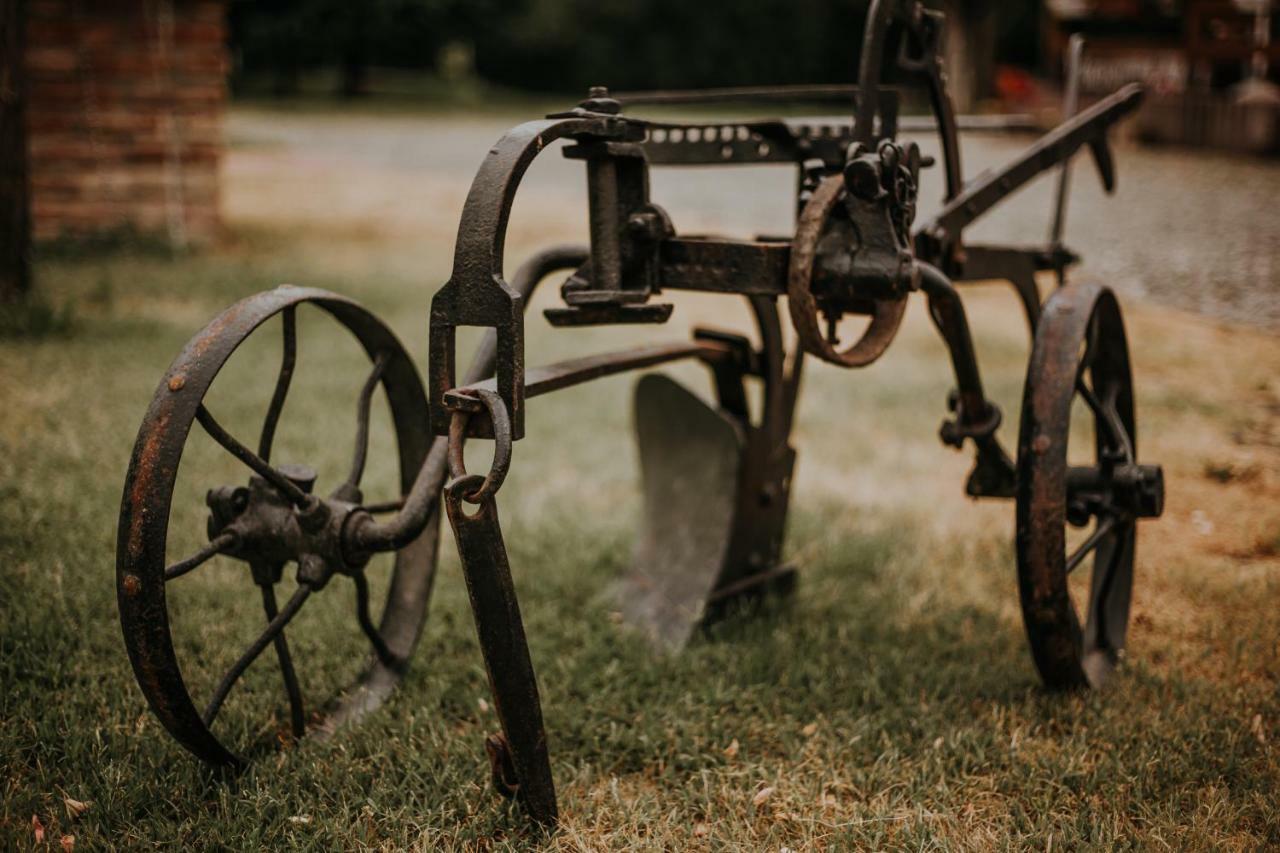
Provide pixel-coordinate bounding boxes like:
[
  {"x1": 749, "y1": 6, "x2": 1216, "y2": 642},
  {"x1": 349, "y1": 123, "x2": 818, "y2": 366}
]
[
  {"x1": 723, "y1": 738, "x2": 739, "y2": 758},
  {"x1": 752, "y1": 786, "x2": 775, "y2": 807},
  {"x1": 478, "y1": 697, "x2": 490, "y2": 713},
  {"x1": 693, "y1": 821, "x2": 708, "y2": 837},
  {"x1": 288, "y1": 815, "x2": 312, "y2": 825},
  {"x1": 1190, "y1": 509, "x2": 1214, "y2": 535},
  {"x1": 32, "y1": 815, "x2": 45, "y2": 844},
  {"x1": 61, "y1": 835, "x2": 75, "y2": 852},
  {"x1": 1251, "y1": 714, "x2": 1267, "y2": 744},
  {"x1": 64, "y1": 797, "x2": 91, "y2": 818},
  {"x1": 801, "y1": 722, "x2": 818, "y2": 737},
  {"x1": 932, "y1": 736, "x2": 944, "y2": 749}
]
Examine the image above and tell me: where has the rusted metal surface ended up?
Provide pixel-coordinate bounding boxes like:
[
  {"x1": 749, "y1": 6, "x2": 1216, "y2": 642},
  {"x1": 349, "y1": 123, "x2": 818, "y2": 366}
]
[
  {"x1": 119, "y1": 0, "x2": 1167, "y2": 827},
  {"x1": 1016, "y1": 282, "x2": 1161, "y2": 689},
  {"x1": 788, "y1": 173, "x2": 909, "y2": 367},
  {"x1": 444, "y1": 469, "x2": 558, "y2": 824},
  {"x1": 920, "y1": 83, "x2": 1144, "y2": 252},
  {"x1": 117, "y1": 286, "x2": 436, "y2": 768}
]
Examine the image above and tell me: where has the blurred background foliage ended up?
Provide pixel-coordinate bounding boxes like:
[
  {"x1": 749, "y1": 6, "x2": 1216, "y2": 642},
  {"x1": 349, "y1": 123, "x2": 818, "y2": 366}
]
[{"x1": 228, "y1": 0, "x2": 1041, "y2": 98}]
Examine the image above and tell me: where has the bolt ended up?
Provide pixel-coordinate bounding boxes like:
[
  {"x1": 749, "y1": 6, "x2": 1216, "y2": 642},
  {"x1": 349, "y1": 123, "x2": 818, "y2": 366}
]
[
  {"x1": 580, "y1": 86, "x2": 621, "y2": 115},
  {"x1": 278, "y1": 463, "x2": 317, "y2": 494},
  {"x1": 626, "y1": 210, "x2": 665, "y2": 240}
]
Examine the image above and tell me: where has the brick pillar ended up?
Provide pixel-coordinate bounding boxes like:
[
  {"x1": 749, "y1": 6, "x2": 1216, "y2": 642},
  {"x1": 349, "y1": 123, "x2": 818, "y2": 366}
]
[
  {"x1": 1, "y1": 0, "x2": 31, "y2": 302},
  {"x1": 25, "y1": 0, "x2": 226, "y2": 247}
]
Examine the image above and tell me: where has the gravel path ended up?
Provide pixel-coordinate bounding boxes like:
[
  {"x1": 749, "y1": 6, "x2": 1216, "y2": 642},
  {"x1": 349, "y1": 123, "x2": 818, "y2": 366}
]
[{"x1": 229, "y1": 108, "x2": 1280, "y2": 327}]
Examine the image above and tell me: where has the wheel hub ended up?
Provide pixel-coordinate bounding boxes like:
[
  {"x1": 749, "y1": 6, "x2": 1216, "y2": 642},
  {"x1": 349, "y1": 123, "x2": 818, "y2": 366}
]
[
  {"x1": 1066, "y1": 462, "x2": 1164, "y2": 525},
  {"x1": 205, "y1": 468, "x2": 373, "y2": 591}
]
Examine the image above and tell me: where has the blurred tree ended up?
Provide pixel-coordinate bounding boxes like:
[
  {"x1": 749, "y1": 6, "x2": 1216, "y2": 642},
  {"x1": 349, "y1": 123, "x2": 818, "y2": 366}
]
[
  {"x1": 228, "y1": 0, "x2": 464, "y2": 95},
  {"x1": 227, "y1": 0, "x2": 1040, "y2": 99},
  {"x1": 1, "y1": 0, "x2": 31, "y2": 303},
  {"x1": 474, "y1": 0, "x2": 869, "y2": 92}
]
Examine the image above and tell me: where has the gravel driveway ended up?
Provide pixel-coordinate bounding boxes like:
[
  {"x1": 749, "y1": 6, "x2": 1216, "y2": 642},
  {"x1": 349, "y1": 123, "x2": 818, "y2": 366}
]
[{"x1": 229, "y1": 107, "x2": 1280, "y2": 327}]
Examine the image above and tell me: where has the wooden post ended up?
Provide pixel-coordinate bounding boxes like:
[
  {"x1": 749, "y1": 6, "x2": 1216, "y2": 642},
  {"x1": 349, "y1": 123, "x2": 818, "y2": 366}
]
[
  {"x1": 0, "y1": 0, "x2": 31, "y2": 303},
  {"x1": 942, "y1": 0, "x2": 998, "y2": 113}
]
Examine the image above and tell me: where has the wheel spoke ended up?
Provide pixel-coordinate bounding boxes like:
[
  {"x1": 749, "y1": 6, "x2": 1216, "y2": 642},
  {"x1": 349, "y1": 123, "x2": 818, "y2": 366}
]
[
  {"x1": 196, "y1": 405, "x2": 313, "y2": 508},
  {"x1": 1075, "y1": 379, "x2": 1134, "y2": 464},
  {"x1": 165, "y1": 532, "x2": 236, "y2": 581},
  {"x1": 337, "y1": 352, "x2": 390, "y2": 497},
  {"x1": 1074, "y1": 312, "x2": 1099, "y2": 388},
  {"x1": 260, "y1": 581, "x2": 306, "y2": 739},
  {"x1": 203, "y1": 584, "x2": 311, "y2": 728},
  {"x1": 1087, "y1": 524, "x2": 1133, "y2": 652},
  {"x1": 1065, "y1": 513, "x2": 1118, "y2": 576},
  {"x1": 353, "y1": 571, "x2": 399, "y2": 668},
  {"x1": 257, "y1": 307, "x2": 298, "y2": 463}
]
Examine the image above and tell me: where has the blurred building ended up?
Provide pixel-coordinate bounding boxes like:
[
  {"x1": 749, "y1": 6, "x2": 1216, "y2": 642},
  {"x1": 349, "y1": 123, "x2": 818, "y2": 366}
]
[
  {"x1": 1045, "y1": 0, "x2": 1280, "y2": 153},
  {"x1": 24, "y1": 0, "x2": 228, "y2": 247}
]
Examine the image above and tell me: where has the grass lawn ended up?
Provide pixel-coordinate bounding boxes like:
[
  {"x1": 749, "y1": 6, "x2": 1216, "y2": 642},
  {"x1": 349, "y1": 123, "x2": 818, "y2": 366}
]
[{"x1": 3, "y1": 111, "x2": 1279, "y2": 849}]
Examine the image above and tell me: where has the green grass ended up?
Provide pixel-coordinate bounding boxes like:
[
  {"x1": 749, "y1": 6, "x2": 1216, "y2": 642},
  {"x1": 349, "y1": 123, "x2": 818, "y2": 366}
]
[{"x1": 2, "y1": 235, "x2": 1278, "y2": 850}]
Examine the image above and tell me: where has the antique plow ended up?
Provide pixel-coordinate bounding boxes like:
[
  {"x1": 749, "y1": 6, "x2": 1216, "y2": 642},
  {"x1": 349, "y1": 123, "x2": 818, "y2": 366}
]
[{"x1": 117, "y1": 1, "x2": 1164, "y2": 824}]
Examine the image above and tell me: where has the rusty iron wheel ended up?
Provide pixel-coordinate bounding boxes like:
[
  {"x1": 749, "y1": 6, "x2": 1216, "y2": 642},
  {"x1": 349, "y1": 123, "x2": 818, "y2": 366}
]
[
  {"x1": 787, "y1": 173, "x2": 908, "y2": 368},
  {"x1": 1016, "y1": 282, "x2": 1142, "y2": 690},
  {"x1": 116, "y1": 286, "x2": 437, "y2": 768}
]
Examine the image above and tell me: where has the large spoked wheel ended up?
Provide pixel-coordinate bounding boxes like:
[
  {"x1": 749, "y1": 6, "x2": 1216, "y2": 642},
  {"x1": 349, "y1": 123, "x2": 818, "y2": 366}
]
[
  {"x1": 1016, "y1": 283, "x2": 1163, "y2": 690},
  {"x1": 117, "y1": 285, "x2": 438, "y2": 768}
]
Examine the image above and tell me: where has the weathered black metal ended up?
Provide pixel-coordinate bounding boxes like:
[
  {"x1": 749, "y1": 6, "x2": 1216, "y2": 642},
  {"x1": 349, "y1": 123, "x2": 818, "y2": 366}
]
[
  {"x1": 117, "y1": 286, "x2": 438, "y2": 767},
  {"x1": 119, "y1": 0, "x2": 1167, "y2": 827},
  {"x1": 1016, "y1": 282, "x2": 1156, "y2": 688},
  {"x1": 444, "y1": 470, "x2": 558, "y2": 824}
]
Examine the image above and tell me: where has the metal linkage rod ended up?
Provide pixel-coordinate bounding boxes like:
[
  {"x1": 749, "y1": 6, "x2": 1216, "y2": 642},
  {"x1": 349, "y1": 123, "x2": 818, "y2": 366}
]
[
  {"x1": 446, "y1": 341, "x2": 731, "y2": 412},
  {"x1": 918, "y1": 262, "x2": 993, "y2": 425}
]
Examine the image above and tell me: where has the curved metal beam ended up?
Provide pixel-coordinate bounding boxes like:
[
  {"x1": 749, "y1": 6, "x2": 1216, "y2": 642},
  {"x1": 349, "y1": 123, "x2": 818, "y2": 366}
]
[{"x1": 429, "y1": 117, "x2": 631, "y2": 441}]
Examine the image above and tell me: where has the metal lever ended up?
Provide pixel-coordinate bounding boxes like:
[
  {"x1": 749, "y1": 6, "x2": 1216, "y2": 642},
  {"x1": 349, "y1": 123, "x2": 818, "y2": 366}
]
[
  {"x1": 444, "y1": 475, "x2": 558, "y2": 824},
  {"x1": 1049, "y1": 34, "x2": 1085, "y2": 254}
]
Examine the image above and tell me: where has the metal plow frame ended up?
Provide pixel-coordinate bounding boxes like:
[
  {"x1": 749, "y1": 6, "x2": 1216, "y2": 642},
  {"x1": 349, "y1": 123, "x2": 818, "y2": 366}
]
[{"x1": 118, "y1": 0, "x2": 1165, "y2": 827}]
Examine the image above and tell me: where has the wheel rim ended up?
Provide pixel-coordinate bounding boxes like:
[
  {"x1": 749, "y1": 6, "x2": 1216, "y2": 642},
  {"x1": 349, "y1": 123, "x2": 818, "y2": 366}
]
[
  {"x1": 787, "y1": 174, "x2": 907, "y2": 367},
  {"x1": 1016, "y1": 282, "x2": 1139, "y2": 690},
  {"x1": 116, "y1": 286, "x2": 437, "y2": 767}
]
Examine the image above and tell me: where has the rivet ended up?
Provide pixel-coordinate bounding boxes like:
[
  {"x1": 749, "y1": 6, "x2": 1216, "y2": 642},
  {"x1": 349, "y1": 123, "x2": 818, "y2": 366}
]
[
  {"x1": 122, "y1": 574, "x2": 141, "y2": 596},
  {"x1": 1032, "y1": 434, "x2": 1052, "y2": 454},
  {"x1": 168, "y1": 375, "x2": 186, "y2": 392}
]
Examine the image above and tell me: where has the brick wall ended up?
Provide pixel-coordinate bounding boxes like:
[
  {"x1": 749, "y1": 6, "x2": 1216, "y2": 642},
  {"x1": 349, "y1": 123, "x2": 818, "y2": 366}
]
[{"x1": 25, "y1": 0, "x2": 226, "y2": 246}]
